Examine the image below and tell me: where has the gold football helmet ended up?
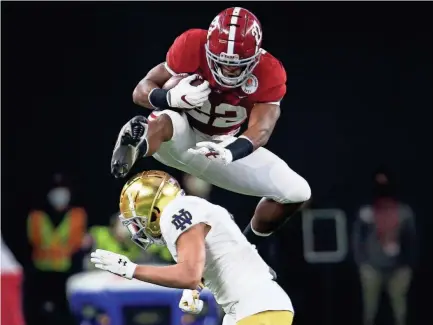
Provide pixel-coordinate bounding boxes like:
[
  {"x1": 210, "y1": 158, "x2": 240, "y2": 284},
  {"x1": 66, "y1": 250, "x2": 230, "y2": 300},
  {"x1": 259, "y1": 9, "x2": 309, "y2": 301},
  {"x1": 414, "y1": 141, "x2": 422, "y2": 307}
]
[{"x1": 119, "y1": 170, "x2": 184, "y2": 250}]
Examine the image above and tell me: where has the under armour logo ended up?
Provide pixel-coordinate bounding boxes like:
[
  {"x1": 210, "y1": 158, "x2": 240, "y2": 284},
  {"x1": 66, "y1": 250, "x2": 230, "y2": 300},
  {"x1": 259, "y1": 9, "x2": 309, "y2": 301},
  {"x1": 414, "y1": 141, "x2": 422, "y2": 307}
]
[
  {"x1": 171, "y1": 209, "x2": 193, "y2": 231},
  {"x1": 118, "y1": 258, "x2": 127, "y2": 266}
]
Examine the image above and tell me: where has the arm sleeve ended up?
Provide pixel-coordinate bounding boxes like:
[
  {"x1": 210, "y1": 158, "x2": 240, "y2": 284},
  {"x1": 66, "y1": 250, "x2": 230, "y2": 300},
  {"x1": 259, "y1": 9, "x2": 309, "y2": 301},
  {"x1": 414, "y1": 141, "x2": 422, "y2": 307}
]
[
  {"x1": 165, "y1": 29, "x2": 202, "y2": 75},
  {"x1": 251, "y1": 59, "x2": 287, "y2": 104},
  {"x1": 255, "y1": 84, "x2": 286, "y2": 104}
]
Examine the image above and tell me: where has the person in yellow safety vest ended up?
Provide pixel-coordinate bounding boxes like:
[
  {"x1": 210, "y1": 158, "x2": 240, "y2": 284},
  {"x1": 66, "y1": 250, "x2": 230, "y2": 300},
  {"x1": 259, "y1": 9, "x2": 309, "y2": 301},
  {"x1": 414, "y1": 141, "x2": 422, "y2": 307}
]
[
  {"x1": 27, "y1": 206, "x2": 87, "y2": 272},
  {"x1": 86, "y1": 213, "x2": 142, "y2": 262},
  {"x1": 85, "y1": 213, "x2": 173, "y2": 264},
  {"x1": 27, "y1": 182, "x2": 87, "y2": 272},
  {"x1": 25, "y1": 173, "x2": 87, "y2": 325}
]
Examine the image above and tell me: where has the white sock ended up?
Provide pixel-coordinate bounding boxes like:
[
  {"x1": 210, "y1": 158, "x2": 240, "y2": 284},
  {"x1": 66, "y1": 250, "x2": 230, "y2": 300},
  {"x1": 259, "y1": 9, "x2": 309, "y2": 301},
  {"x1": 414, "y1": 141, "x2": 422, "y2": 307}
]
[{"x1": 250, "y1": 223, "x2": 273, "y2": 237}]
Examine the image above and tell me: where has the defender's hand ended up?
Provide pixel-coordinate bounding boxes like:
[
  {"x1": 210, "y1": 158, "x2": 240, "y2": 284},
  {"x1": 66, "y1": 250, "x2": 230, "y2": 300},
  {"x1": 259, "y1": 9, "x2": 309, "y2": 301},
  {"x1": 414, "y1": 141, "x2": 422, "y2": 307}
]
[
  {"x1": 168, "y1": 74, "x2": 211, "y2": 109},
  {"x1": 179, "y1": 289, "x2": 204, "y2": 315},
  {"x1": 90, "y1": 249, "x2": 137, "y2": 280}
]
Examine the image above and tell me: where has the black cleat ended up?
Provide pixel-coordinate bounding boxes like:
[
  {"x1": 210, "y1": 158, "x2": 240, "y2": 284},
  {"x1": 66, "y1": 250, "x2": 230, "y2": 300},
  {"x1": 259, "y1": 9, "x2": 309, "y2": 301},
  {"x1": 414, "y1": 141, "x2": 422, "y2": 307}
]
[
  {"x1": 111, "y1": 116, "x2": 148, "y2": 178},
  {"x1": 111, "y1": 145, "x2": 134, "y2": 178}
]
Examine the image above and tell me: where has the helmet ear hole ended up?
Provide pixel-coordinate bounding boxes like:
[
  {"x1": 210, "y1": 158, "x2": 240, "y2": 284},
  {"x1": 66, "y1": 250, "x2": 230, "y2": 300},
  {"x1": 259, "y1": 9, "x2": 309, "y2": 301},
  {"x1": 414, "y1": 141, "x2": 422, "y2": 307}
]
[
  {"x1": 150, "y1": 212, "x2": 158, "y2": 223},
  {"x1": 151, "y1": 206, "x2": 161, "y2": 222}
]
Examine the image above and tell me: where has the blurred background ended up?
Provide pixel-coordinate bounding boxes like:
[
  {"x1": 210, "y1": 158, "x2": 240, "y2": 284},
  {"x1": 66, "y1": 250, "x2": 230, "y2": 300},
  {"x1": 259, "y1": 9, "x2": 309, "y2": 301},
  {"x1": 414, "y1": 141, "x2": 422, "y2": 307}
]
[{"x1": 1, "y1": 2, "x2": 432, "y2": 325}]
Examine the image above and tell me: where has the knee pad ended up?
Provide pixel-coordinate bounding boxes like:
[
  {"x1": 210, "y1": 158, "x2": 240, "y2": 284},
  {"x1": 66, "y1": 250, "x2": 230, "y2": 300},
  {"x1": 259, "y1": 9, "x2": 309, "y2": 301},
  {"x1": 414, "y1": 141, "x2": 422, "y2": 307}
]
[{"x1": 270, "y1": 163, "x2": 311, "y2": 204}]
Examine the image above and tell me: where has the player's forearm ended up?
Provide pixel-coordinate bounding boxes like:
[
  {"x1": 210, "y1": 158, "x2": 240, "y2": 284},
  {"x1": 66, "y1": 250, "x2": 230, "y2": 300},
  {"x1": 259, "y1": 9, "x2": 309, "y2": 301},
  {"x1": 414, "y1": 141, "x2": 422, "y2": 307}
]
[
  {"x1": 242, "y1": 103, "x2": 280, "y2": 149},
  {"x1": 222, "y1": 124, "x2": 272, "y2": 162},
  {"x1": 132, "y1": 63, "x2": 173, "y2": 109},
  {"x1": 133, "y1": 263, "x2": 202, "y2": 290},
  {"x1": 242, "y1": 125, "x2": 273, "y2": 149},
  {"x1": 132, "y1": 80, "x2": 160, "y2": 109}
]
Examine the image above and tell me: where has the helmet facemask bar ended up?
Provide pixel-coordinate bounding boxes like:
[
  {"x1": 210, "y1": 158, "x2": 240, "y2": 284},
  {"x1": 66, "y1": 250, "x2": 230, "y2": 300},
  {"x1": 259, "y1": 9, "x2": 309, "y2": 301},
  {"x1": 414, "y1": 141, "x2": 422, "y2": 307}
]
[
  {"x1": 205, "y1": 43, "x2": 261, "y2": 88},
  {"x1": 119, "y1": 214, "x2": 165, "y2": 251}
]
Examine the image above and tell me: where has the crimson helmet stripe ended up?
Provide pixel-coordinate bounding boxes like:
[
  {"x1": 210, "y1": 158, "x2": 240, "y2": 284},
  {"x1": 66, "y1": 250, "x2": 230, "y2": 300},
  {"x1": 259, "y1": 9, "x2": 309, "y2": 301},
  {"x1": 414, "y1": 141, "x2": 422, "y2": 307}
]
[{"x1": 227, "y1": 7, "x2": 242, "y2": 55}]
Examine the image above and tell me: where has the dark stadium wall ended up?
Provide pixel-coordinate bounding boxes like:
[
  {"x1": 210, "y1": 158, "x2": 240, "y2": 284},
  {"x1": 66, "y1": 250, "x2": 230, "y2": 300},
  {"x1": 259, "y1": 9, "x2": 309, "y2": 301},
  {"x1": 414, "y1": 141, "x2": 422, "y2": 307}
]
[{"x1": 2, "y1": 2, "x2": 432, "y2": 325}]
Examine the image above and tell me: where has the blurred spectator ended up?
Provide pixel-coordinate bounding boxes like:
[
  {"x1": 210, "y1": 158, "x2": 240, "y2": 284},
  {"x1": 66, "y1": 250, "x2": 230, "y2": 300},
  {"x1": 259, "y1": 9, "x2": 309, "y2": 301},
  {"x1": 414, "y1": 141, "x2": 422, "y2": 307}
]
[
  {"x1": 182, "y1": 174, "x2": 213, "y2": 199},
  {"x1": 24, "y1": 173, "x2": 87, "y2": 325},
  {"x1": 352, "y1": 167, "x2": 417, "y2": 325},
  {"x1": 1, "y1": 232, "x2": 25, "y2": 325},
  {"x1": 82, "y1": 212, "x2": 142, "y2": 265}
]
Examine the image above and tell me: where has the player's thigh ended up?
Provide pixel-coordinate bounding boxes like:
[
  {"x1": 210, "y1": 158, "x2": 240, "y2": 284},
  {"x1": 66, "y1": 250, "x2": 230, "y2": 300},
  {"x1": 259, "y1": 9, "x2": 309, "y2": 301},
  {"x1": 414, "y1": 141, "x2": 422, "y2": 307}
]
[
  {"x1": 196, "y1": 146, "x2": 311, "y2": 203},
  {"x1": 148, "y1": 109, "x2": 196, "y2": 169},
  {"x1": 237, "y1": 311, "x2": 294, "y2": 325}
]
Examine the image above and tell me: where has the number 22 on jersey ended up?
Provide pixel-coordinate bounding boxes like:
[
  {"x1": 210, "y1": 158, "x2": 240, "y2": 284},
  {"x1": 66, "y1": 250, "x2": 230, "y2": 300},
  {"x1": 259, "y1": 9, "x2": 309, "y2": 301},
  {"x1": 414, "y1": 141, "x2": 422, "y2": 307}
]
[{"x1": 187, "y1": 100, "x2": 248, "y2": 128}]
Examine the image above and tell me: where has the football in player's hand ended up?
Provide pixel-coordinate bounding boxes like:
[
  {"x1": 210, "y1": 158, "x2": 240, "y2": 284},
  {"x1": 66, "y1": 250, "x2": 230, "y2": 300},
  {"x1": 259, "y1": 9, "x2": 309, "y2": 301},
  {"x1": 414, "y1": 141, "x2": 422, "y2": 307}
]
[
  {"x1": 191, "y1": 78, "x2": 204, "y2": 86},
  {"x1": 162, "y1": 75, "x2": 204, "y2": 90}
]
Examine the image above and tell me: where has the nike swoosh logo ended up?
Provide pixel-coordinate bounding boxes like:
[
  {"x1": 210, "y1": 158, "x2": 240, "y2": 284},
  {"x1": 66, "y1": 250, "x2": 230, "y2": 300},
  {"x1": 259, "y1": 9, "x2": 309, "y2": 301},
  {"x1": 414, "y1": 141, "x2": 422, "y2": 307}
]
[{"x1": 181, "y1": 95, "x2": 193, "y2": 106}]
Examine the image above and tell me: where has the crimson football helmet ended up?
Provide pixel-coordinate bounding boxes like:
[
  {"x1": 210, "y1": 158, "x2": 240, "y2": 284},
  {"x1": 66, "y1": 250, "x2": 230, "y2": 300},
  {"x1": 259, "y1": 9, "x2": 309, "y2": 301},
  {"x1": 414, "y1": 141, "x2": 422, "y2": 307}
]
[{"x1": 205, "y1": 7, "x2": 263, "y2": 88}]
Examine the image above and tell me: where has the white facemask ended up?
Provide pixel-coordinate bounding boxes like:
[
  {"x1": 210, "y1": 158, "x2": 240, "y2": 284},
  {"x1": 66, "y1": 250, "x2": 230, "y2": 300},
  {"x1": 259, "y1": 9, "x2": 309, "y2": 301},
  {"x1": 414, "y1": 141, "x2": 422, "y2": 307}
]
[{"x1": 47, "y1": 187, "x2": 71, "y2": 210}]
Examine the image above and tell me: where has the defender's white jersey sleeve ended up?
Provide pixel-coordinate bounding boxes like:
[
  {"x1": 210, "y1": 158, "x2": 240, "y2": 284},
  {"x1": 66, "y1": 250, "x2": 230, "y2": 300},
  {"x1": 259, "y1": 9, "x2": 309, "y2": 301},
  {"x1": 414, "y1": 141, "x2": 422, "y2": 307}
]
[{"x1": 160, "y1": 195, "x2": 211, "y2": 260}]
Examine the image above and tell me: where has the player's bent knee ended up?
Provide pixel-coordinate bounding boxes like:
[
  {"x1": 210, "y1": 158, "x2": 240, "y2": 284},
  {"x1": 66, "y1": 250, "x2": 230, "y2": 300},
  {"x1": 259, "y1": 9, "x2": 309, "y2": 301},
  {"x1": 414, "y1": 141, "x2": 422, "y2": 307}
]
[
  {"x1": 290, "y1": 175, "x2": 311, "y2": 203},
  {"x1": 270, "y1": 163, "x2": 311, "y2": 204},
  {"x1": 148, "y1": 109, "x2": 188, "y2": 142},
  {"x1": 281, "y1": 176, "x2": 311, "y2": 204}
]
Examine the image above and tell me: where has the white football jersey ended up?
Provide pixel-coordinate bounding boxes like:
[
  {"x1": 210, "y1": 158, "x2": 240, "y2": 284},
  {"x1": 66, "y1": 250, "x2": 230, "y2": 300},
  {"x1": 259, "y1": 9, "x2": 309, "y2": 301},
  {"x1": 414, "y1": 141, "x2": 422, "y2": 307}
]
[{"x1": 160, "y1": 195, "x2": 294, "y2": 321}]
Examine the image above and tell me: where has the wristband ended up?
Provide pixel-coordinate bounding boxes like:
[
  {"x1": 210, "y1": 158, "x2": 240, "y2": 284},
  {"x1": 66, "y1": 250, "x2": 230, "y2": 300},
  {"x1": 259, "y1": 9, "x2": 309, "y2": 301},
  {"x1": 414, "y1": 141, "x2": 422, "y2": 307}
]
[
  {"x1": 126, "y1": 262, "x2": 138, "y2": 280},
  {"x1": 148, "y1": 88, "x2": 170, "y2": 109},
  {"x1": 225, "y1": 136, "x2": 254, "y2": 161}
]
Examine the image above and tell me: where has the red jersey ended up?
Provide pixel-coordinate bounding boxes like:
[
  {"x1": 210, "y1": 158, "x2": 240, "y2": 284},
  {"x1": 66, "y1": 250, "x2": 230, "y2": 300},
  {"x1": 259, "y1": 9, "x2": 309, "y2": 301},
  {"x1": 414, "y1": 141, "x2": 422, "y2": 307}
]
[{"x1": 165, "y1": 29, "x2": 287, "y2": 136}]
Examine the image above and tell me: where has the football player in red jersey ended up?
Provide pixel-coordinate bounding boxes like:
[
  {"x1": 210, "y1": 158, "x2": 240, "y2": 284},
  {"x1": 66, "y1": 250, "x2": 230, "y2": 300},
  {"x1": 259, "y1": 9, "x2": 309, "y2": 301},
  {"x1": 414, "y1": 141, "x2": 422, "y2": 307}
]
[{"x1": 111, "y1": 7, "x2": 311, "y2": 267}]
